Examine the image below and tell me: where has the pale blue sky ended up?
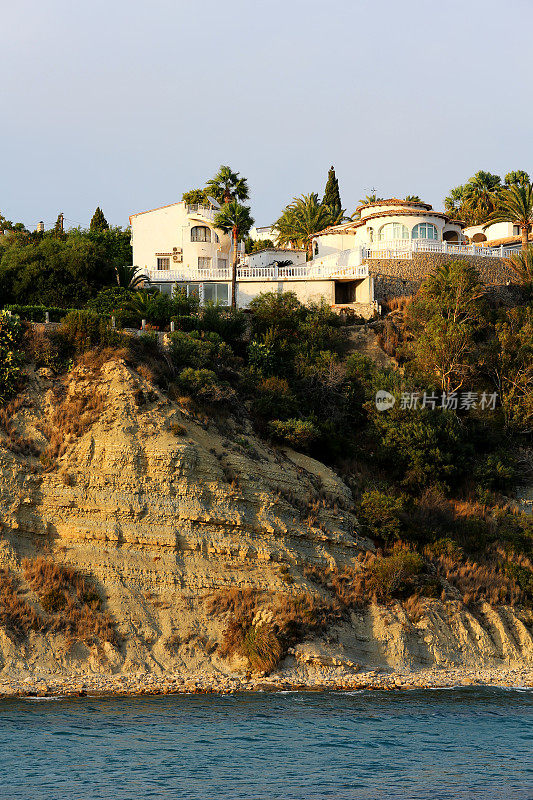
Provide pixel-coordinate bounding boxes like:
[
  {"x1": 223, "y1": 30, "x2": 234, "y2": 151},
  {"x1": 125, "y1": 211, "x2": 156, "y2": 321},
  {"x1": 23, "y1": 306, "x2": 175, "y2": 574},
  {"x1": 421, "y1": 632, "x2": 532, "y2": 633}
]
[{"x1": 2, "y1": 0, "x2": 532, "y2": 230}]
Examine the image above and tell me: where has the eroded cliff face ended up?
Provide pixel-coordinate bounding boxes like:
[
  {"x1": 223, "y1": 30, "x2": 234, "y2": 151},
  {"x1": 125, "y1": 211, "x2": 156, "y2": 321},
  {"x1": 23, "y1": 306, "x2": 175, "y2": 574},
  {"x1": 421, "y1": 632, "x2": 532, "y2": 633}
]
[{"x1": 0, "y1": 358, "x2": 532, "y2": 680}]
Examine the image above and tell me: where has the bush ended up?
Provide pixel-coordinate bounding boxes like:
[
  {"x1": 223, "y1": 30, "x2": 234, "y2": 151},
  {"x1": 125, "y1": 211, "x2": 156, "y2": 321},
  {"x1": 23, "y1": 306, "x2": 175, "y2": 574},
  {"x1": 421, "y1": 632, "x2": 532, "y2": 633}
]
[
  {"x1": 369, "y1": 547, "x2": 424, "y2": 601},
  {"x1": 3, "y1": 304, "x2": 79, "y2": 322},
  {"x1": 168, "y1": 331, "x2": 216, "y2": 369},
  {"x1": 198, "y1": 303, "x2": 246, "y2": 345},
  {"x1": 248, "y1": 291, "x2": 306, "y2": 338},
  {"x1": 178, "y1": 367, "x2": 235, "y2": 405},
  {"x1": 252, "y1": 376, "x2": 297, "y2": 420},
  {"x1": 59, "y1": 309, "x2": 118, "y2": 353},
  {"x1": 268, "y1": 418, "x2": 318, "y2": 450},
  {"x1": 360, "y1": 490, "x2": 405, "y2": 544},
  {"x1": 86, "y1": 286, "x2": 132, "y2": 316},
  {"x1": 0, "y1": 311, "x2": 24, "y2": 403}
]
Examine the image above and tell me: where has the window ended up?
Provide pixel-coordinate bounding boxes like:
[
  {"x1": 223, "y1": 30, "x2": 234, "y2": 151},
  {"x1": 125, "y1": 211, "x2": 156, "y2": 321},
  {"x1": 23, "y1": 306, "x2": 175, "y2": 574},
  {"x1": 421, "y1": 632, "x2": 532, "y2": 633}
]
[
  {"x1": 191, "y1": 226, "x2": 211, "y2": 242},
  {"x1": 378, "y1": 222, "x2": 409, "y2": 241},
  {"x1": 368, "y1": 228, "x2": 374, "y2": 242},
  {"x1": 513, "y1": 225, "x2": 521, "y2": 236},
  {"x1": 156, "y1": 257, "x2": 170, "y2": 270},
  {"x1": 217, "y1": 258, "x2": 228, "y2": 270},
  {"x1": 203, "y1": 283, "x2": 229, "y2": 305},
  {"x1": 198, "y1": 257, "x2": 212, "y2": 270},
  {"x1": 214, "y1": 232, "x2": 219, "y2": 243},
  {"x1": 412, "y1": 223, "x2": 438, "y2": 240},
  {"x1": 174, "y1": 283, "x2": 200, "y2": 299}
]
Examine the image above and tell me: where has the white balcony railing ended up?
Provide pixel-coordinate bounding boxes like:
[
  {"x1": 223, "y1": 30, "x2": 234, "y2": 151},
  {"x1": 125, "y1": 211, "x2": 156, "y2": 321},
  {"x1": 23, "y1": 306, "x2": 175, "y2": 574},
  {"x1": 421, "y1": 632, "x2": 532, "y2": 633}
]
[
  {"x1": 186, "y1": 204, "x2": 216, "y2": 221},
  {"x1": 145, "y1": 259, "x2": 369, "y2": 284},
  {"x1": 363, "y1": 239, "x2": 522, "y2": 260}
]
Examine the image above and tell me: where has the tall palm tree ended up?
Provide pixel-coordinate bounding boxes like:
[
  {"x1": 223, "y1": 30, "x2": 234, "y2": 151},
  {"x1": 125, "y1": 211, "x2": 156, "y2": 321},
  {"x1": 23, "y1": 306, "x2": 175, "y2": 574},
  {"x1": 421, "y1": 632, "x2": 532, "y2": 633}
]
[
  {"x1": 462, "y1": 171, "x2": 502, "y2": 224},
  {"x1": 116, "y1": 264, "x2": 149, "y2": 289},
  {"x1": 206, "y1": 166, "x2": 249, "y2": 205},
  {"x1": 491, "y1": 182, "x2": 533, "y2": 251},
  {"x1": 214, "y1": 200, "x2": 254, "y2": 307},
  {"x1": 275, "y1": 194, "x2": 332, "y2": 259},
  {"x1": 504, "y1": 170, "x2": 530, "y2": 189},
  {"x1": 444, "y1": 185, "x2": 466, "y2": 221},
  {"x1": 504, "y1": 245, "x2": 533, "y2": 284}
]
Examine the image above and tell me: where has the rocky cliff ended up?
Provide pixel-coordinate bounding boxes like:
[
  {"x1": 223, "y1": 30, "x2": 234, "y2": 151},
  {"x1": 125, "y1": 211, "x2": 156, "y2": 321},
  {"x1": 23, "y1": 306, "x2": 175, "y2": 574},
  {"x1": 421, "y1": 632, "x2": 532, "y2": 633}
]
[{"x1": 0, "y1": 356, "x2": 532, "y2": 684}]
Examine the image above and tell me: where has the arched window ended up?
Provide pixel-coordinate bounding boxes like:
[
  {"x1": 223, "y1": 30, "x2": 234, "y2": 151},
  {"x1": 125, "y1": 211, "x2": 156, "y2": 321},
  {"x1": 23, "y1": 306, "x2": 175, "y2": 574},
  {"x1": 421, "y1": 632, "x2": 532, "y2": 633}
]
[
  {"x1": 412, "y1": 222, "x2": 438, "y2": 240},
  {"x1": 191, "y1": 226, "x2": 211, "y2": 242},
  {"x1": 378, "y1": 222, "x2": 409, "y2": 241}
]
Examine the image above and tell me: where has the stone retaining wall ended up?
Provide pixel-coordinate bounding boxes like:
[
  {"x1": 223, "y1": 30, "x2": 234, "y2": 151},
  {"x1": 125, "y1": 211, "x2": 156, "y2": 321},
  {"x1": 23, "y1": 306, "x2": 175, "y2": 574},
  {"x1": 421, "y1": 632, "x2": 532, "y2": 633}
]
[{"x1": 365, "y1": 252, "x2": 516, "y2": 301}]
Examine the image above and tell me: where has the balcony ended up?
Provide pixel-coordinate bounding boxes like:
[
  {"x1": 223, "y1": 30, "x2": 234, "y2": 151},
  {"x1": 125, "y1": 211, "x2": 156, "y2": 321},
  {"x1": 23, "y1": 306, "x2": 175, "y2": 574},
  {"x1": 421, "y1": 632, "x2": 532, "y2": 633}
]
[
  {"x1": 186, "y1": 204, "x2": 217, "y2": 222},
  {"x1": 144, "y1": 260, "x2": 369, "y2": 284}
]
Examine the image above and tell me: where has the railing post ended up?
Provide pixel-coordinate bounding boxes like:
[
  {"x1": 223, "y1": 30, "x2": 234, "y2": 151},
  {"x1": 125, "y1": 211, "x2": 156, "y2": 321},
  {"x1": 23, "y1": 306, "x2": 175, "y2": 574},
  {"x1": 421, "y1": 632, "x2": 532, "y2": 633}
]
[
  {"x1": 443, "y1": 240, "x2": 448, "y2": 254},
  {"x1": 111, "y1": 316, "x2": 115, "y2": 329},
  {"x1": 45, "y1": 311, "x2": 50, "y2": 324},
  {"x1": 170, "y1": 320, "x2": 175, "y2": 332},
  {"x1": 141, "y1": 319, "x2": 146, "y2": 330},
  {"x1": 500, "y1": 244, "x2": 504, "y2": 258}
]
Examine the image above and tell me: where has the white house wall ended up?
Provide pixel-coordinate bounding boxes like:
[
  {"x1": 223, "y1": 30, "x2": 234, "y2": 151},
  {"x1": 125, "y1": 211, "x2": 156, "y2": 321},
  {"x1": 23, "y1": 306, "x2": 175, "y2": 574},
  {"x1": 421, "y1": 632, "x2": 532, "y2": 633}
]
[{"x1": 130, "y1": 203, "x2": 232, "y2": 272}]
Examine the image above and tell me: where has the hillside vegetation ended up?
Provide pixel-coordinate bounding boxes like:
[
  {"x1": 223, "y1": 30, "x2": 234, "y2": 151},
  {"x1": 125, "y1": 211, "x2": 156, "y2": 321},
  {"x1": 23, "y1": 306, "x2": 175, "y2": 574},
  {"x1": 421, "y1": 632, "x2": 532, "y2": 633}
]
[{"x1": 0, "y1": 260, "x2": 532, "y2": 677}]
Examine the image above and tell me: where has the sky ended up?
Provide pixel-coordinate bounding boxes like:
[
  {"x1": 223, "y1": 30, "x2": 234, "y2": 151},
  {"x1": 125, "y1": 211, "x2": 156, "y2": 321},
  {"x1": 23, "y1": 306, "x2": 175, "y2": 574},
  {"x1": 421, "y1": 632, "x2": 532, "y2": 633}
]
[{"x1": 1, "y1": 0, "x2": 532, "y2": 231}]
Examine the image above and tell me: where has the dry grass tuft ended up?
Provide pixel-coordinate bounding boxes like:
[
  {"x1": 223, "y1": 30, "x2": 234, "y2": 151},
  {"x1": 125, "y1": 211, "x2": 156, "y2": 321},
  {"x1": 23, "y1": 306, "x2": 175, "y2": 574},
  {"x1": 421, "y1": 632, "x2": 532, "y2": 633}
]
[
  {"x1": 206, "y1": 588, "x2": 338, "y2": 674},
  {"x1": 39, "y1": 384, "x2": 104, "y2": 469},
  {"x1": 22, "y1": 557, "x2": 116, "y2": 644},
  {"x1": 0, "y1": 569, "x2": 44, "y2": 639},
  {"x1": 0, "y1": 398, "x2": 40, "y2": 457}
]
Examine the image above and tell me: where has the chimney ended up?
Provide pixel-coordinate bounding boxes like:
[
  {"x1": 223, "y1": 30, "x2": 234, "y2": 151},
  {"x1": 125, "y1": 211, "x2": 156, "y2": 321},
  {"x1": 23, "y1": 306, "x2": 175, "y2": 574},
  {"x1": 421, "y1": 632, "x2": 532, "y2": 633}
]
[{"x1": 36, "y1": 221, "x2": 45, "y2": 233}]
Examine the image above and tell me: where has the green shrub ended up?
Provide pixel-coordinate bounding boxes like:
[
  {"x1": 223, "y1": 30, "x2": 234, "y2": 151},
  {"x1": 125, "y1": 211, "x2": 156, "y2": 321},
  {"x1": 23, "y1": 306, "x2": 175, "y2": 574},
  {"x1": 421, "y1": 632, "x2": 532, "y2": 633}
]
[
  {"x1": 178, "y1": 367, "x2": 235, "y2": 405},
  {"x1": 268, "y1": 418, "x2": 318, "y2": 450},
  {"x1": 4, "y1": 304, "x2": 79, "y2": 322},
  {"x1": 86, "y1": 286, "x2": 132, "y2": 317},
  {"x1": 369, "y1": 548, "x2": 424, "y2": 601},
  {"x1": 59, "y1": 310, "x2": 117, "y2": 353},
  {"x1": 170, "y1": 314, "x2": 199, "y2": 332},
  {"x1": 169, "y1": 331, "x2": 215, "y2": 368},
  {"x1": 252, "y1": 376, "x2": 297, "y2": 420},
  {"x1": 198, "y1": 303, "x2": 246, "y2": 345},
  {"x1": 248, "y1": 291, "x2": 306, "y2": 338},
  {"x1": 0, "y1": 311, "x2": 25, "y2": 403},
  {"x1": 360, "y1": 490, "x2": 405, "y2": 544}
]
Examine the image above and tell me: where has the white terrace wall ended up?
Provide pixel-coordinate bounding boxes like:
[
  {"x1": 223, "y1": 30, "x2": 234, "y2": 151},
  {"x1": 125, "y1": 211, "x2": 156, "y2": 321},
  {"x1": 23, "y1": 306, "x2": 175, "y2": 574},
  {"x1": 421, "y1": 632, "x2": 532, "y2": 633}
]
[{"x1": 237, "y1": 280, "x2": 335, "y2": 309}]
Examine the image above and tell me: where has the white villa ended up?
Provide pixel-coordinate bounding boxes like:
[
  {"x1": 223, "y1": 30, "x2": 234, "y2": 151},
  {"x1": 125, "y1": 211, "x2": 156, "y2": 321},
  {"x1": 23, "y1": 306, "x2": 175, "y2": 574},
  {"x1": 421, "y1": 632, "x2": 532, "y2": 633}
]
[{"x1": 130, "y1": 197, "x2": 521, "y2": 315}]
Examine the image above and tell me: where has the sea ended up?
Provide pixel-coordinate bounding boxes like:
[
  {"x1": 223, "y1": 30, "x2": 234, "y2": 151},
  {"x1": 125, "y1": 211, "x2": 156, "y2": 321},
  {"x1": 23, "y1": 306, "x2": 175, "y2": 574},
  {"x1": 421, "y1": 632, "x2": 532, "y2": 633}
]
[{"x1": 0, "y1": 688, "x2": 531, "y2": 799}]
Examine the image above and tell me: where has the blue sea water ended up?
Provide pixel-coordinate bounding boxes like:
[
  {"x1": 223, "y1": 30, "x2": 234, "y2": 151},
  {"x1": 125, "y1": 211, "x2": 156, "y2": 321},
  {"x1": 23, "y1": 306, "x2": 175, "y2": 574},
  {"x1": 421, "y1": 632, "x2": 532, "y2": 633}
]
[{"x1": 0, "y1": 688, "x2": 531, "y2": 800}]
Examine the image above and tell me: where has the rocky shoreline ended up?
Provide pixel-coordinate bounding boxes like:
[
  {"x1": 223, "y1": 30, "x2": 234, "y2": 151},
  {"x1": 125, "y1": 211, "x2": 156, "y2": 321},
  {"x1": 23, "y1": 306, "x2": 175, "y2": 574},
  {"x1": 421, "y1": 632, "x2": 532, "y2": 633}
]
[{"x1": 1, "y1": 666, "x2": 532, "y2": 699}]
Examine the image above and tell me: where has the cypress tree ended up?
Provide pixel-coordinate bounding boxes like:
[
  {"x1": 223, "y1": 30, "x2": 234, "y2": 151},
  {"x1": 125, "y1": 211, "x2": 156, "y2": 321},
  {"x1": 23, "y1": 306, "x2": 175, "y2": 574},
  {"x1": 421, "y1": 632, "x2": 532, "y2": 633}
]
[
  {"x1": 322, "y1": 166, "x2": 342, "y2": 217},
  {"x1": 90, "y1": 206, "x2": 109, "y2": 232}
]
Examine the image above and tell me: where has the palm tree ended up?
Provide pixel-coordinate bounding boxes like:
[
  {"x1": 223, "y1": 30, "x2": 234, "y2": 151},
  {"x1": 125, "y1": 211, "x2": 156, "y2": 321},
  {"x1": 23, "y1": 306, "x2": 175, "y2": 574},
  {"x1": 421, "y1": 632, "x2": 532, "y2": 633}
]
[
  {"x1": 206, "y1": 165, "x2": 249, "y2": 205},
  {"x1": 405, "y1": 195, "x2": 422, "y2": 203},
  {"x1": 214, "y1": 200, "x2": 254, "y2": 307},
  {"x1": 358, "y1": 193, "x2": 383, "y2": 205},
  {"x1": 444, "y1": 185, "x2": 466, "y2": 221},
  {"x1": 462, "y1": 171, "x2": 502, "y2": 224},
  {"x1": 125, "y1": 290, "x2": 160, "y2": 324},
  {"x1": 504, "y1": 245, "x2": 533, "y2": 284},
  {"x1": 116, "y1": 264, "x2": 149, "y2": 289},
  {"x1": 504, "y1": 170, "x2": 530, "y2": 189},
  {"x1": 491, "y1": 182, "x2": 533, "y2": 251},
  {"x1": 275, "y1": 194, "x2": 332, "y2": 259}
]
